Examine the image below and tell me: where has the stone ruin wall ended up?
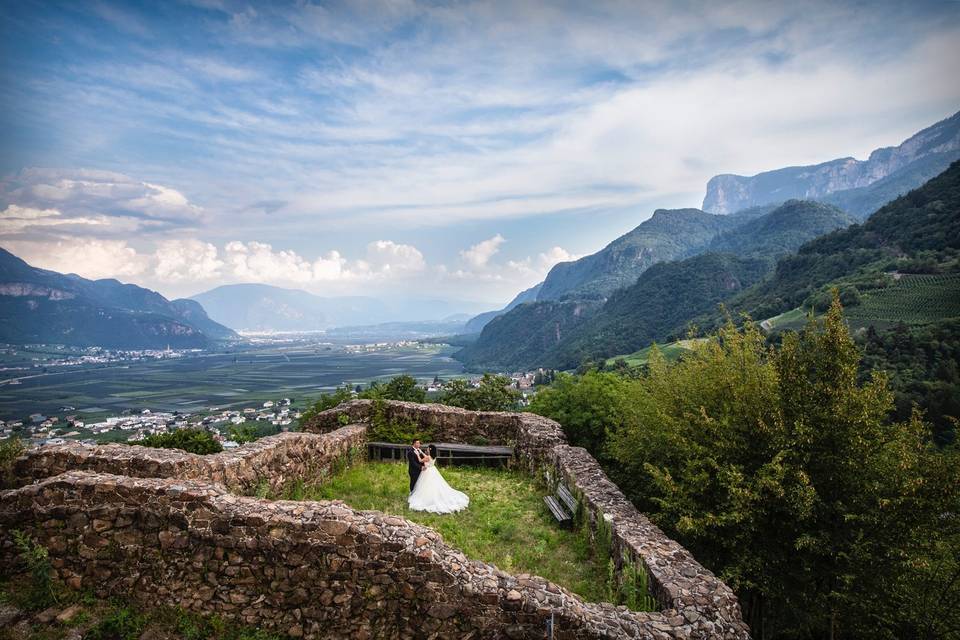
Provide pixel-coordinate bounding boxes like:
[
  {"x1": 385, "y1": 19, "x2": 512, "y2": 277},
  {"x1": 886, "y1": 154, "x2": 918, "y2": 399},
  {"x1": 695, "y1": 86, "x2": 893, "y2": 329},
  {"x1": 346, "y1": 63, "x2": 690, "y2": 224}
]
[
  {"x1": 3, "y1": 402, "x2": 751, "y2": 639},
  {"x1": 303, "y1": 399, "x2": 566, "y2": 470},
  {"x1": 2, "y1": 471, "x2": 666, "y2": 639},
  {"x1": 306, "y1": 401, "x2": 751, "y2": 639},
  {"x1": 8, "y1": 426, "x2": 367, "y2": 494}
]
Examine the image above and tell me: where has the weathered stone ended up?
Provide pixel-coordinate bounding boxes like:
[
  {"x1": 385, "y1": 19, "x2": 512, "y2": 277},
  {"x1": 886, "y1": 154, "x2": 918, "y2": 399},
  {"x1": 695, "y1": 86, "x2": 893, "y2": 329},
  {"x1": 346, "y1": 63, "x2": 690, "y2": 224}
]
[{"x1": 2, "y1": 404, "x2": 751, "y2": 640}]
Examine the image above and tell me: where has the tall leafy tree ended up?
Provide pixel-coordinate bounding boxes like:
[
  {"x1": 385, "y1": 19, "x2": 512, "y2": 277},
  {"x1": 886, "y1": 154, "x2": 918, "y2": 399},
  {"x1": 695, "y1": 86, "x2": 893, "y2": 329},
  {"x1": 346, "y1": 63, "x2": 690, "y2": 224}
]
[{"x1": 603, "y1": 296, "x2": 959, "y2": 639}]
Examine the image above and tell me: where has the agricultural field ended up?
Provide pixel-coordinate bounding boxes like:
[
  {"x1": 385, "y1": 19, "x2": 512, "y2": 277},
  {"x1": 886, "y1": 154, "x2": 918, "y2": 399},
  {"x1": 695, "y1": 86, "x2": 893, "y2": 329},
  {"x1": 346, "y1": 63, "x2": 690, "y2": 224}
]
[
  {"x1": 0, "y1": 341, "x2": 464, "y2": 422},
  {"x1": 761, "y1": 273, "x2": 960, "y2": 335},
  {"x1": 605, "y1": 339, "x2": 704, "y2": 367},
  {"x1": 845, "y1": 273, "x2": 960, "y2": 326}
]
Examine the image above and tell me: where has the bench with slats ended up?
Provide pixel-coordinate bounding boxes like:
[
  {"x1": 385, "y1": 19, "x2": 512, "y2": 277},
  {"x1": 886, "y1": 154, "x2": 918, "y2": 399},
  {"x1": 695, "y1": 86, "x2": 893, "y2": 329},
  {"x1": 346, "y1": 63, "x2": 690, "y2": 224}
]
[
  {"x1": 544, "y1": 494, "x2": 573, "y2": 528},
  {"x1": 556, "y1": 483, "x2": 578, "y2": 518}
]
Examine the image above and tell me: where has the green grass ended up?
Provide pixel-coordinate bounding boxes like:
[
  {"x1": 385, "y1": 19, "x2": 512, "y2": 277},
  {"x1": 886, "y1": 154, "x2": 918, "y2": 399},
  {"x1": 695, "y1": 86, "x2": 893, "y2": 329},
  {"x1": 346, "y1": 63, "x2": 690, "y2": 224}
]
[
  {"x1": 606, "y1": 339, "x2": 703, "y2": 367},
  {"x1": 298, "y1": 461, "x2": 609, "y2": 603}
]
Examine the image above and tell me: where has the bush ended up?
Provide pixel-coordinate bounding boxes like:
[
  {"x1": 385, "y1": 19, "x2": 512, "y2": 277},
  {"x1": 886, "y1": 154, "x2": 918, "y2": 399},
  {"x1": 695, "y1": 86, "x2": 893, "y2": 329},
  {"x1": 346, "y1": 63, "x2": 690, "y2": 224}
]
[
  {"x1": 439, "y1": 374, "x2": 520, "y2": 411},
  {"x1": 299, "y1": 385, "x2": 354, "y2": 424},
  {"x1": 228, "y1": 424, "x2": 258, "y2": 444},
  {"x1": 367, "y1": 399, "x2": 434, "y2": 443},
  {"x1": 0, "y1": 436, "x2": 25, "y2": 486},
  {"x1": 11, "y1": 529, "x2": 58, "y2": 609},
  {"x1": 527, "y1": 370, "x2": 634, "y2": 454},
  {"x1": 140, "y1": 429, "x2": 222, "y2": 455},
  {"x1": 607, "y1": 297, "x2": 960, "y2": 637},
  {"x1": 359, "y1": 375, "x2": 426, "y2": 403}
]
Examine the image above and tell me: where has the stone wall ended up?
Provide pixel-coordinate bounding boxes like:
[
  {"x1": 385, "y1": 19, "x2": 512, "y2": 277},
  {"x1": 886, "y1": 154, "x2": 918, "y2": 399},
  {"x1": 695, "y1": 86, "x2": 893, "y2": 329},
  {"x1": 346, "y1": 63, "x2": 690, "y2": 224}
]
[
  {"x1": 305, "y1": 401, "x2": 751, "y2": 639},
  {"x1": 549, "y1": 445, "x2": 748, "y2": 637},
  {"x1": 303, "y1": 399, "x2": 565, "y2": 470},
  {"x1": 3, "y1": 471, "x2": 667, "y2": 639},
  {"x1": 9, "y1": 425, "x2": 366, "y2": 494},
  {"x1": 3, "y1": 401, "x2": 751, "y2": 639}
]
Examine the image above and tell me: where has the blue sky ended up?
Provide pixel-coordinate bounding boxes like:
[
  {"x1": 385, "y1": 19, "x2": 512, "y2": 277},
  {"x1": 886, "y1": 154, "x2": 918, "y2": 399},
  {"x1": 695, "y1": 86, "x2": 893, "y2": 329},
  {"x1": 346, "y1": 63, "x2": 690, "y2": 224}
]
[{"x1": 1, "y1": 0, "x2": 959, "y2": 307}]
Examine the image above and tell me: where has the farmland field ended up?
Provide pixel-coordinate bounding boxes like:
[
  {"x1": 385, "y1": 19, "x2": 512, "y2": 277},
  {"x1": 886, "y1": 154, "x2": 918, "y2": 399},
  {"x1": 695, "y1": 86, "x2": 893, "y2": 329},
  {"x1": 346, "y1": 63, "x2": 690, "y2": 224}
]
[
  {"x1": 845, "y1": 273, "x2": 960, "y2": 325},
  {"x1": 0, "y1": 341, "x2": 464, "y2": 421}
]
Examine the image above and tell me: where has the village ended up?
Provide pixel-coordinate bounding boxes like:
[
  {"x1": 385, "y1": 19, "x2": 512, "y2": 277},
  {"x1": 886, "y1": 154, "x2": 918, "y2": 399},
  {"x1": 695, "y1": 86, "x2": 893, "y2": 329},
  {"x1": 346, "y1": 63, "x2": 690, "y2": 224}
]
[
  {"x1": 0, "y1": 369, "x2": 550, "y2": 450},
  {"x1": 0, "y1": 398, "x2": 301, "y2": 450}
]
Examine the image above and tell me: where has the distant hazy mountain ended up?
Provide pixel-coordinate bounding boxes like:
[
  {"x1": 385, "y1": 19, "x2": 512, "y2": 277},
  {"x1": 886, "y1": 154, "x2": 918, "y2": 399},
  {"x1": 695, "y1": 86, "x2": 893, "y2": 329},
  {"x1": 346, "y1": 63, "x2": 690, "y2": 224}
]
[
  {"x1": 325, "y1": 319, "x2": 468, "y2": 339},
  {"x1": 702, "y1": 110, "x2": 960, "y2": 215},
  {"x1": 191, "y1": 283, "x2": 384, "y2": 332},
  {"x1": 191, "y1": 283, "x2": 492, "y2": 332},
  {"x1": 0, "y1": 247, "x2": 236, "y2": 348},
  {"x1": 464, "y1": 282, "x2": 543, "y2": 334}
]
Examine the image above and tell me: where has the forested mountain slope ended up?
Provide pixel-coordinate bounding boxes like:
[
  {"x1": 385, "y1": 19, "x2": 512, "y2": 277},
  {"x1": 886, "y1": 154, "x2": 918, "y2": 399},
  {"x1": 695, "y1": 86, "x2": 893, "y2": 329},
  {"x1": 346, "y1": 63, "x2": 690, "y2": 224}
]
[
  {"x1": 536, "y1": 208, "x2": 745, "y2": 301},
  {"x1": 457, "y1": 199, "x2": 854, "y2": 370}
]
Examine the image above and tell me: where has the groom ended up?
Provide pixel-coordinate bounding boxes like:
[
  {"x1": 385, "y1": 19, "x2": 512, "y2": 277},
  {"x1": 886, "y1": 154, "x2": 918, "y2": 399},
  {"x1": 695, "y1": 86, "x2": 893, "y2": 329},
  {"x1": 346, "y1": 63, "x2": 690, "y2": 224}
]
[{"x1": 407, "y1": 438, "x2": 425, "y2": 492}]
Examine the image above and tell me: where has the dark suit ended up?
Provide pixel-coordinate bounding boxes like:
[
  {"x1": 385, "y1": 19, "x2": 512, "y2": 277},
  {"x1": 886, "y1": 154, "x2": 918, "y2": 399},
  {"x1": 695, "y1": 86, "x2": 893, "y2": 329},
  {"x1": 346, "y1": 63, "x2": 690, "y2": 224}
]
[{"x1": 407, "y1": 446, "x2": 424, "y2": 492}]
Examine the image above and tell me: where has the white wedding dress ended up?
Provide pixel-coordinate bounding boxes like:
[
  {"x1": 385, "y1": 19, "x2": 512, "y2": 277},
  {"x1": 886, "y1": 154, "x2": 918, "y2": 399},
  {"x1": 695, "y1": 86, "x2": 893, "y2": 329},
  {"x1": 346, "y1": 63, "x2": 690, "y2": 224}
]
[{"x1": 408, "y1": 459, "x2": 470, "y2": 514}]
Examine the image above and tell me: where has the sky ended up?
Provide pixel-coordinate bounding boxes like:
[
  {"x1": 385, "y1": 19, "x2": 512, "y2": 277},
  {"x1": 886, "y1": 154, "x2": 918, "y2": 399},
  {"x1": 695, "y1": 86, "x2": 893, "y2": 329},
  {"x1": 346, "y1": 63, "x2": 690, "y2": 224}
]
[{"x1": 1, "y1": 0, "x2": 959, "y2": 309}]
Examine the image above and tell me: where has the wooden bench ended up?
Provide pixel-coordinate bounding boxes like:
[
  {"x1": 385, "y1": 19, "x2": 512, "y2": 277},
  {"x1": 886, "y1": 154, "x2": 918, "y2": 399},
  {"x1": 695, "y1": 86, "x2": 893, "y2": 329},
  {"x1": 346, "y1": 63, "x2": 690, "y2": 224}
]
[
  {"x1": 557, "y1": 483, "x2": 578, "y2": 517},
  {"x1": 367, "y1": 441, "x2": 514, "y2": 468},
  {"x1": 544, "y1": 483, "x2": 578, "y2": 528},
  {"x1": 544, "y1": 495, "x2": 572, "y2": 528}
]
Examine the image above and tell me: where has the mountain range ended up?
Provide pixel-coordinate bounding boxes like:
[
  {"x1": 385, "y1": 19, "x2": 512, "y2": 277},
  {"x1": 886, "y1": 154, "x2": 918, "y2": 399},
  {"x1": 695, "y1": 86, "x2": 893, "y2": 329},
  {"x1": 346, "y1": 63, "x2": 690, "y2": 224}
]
[
  {"x1": 702, "y1": 110, "x2": 960, "y2": 216},
  {"x1": 0, "y1": 248, "x2": 236, "y2": 348},
  {"x1": 457, "y1": 200, "x2": 853, "y2": 369},
  {"x1": 457, "y1": 111, "x2": 960, "y2": 371}
]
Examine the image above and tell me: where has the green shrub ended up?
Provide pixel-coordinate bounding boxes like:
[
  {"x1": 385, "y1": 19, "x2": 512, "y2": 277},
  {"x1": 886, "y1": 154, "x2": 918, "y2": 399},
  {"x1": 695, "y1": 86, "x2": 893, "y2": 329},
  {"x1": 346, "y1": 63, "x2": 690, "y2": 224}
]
[
  {"x1": 359, "y1": 375, "x2": 427, "y2": 402},
  {"x1": 0, "y1": 436, "x2": 24, "y2": 486},
  {"x1": 228, "y1": 424, "x2": 258, "y2": 444},
  {"x1": 11, "y1": 530, "x2": 58, "y2": 609},
  {"x1": 439, "y1": 374, "x2": 520, "y2": 411},
  {"x1": 299, "y1": 385, "x2": 354, "y2": 424},
  {"x1": 85, "y1": 606, "x2": 147, "y2": 640},
  {"x1": 367, "y1": 399, "x2": 434, "y2": 443},
  {"x1": 140, "y1": 429, "x2": 222, "y2": 455}
]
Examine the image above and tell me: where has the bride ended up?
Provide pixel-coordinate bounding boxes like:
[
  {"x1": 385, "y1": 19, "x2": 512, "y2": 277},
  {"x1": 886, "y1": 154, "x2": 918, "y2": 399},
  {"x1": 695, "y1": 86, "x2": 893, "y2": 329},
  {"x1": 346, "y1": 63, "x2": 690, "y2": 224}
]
[{"x1": 408, "y1": 444, "x2": 470, "y2": 514}]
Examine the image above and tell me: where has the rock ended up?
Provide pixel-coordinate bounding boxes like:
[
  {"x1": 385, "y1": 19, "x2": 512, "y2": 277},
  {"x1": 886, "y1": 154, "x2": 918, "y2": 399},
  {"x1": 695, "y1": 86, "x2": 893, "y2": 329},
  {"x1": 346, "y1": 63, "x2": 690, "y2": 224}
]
[
  {"x1": 0, "y1": 604, "x2": 22, "y2": 626},
  {"x1": 36, "y1": 606, "x2": 60, "y2": 624},
  {"x1": 56, "y1": 605, "x2": 83, "y2": 623}
]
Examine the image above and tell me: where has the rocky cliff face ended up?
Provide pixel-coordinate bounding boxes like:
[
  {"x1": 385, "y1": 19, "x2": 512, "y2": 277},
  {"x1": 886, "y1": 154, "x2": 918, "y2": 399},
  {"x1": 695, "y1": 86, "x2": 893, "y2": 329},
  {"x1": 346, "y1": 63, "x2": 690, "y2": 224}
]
[{"x1": 703, "y1": 110, "x2": 960, "y2": 214}]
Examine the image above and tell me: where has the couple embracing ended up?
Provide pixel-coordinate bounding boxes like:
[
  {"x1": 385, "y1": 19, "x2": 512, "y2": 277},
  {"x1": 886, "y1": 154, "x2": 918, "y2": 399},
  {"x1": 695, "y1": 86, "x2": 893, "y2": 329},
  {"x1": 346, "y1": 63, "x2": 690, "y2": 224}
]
[{"x1": 406, "y1": 439, "x2": 469, "y2": 514}]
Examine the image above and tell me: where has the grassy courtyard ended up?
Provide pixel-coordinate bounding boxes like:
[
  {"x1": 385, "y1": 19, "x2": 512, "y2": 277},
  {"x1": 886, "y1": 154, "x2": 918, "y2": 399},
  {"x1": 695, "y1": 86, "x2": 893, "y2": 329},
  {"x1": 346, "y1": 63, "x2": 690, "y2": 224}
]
[{"x1": 294, "y1": 461, "x2": 609, "y2": 603}]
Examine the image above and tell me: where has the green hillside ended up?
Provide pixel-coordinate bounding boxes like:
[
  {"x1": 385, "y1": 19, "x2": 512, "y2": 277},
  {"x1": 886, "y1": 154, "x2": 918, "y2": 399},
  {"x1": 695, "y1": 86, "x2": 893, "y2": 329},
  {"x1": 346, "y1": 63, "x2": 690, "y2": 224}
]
[
  {"x1": 459, "y1": 199, "x2": 853, "y2": 371},
  {"x1": 708, "y1": 200, "x2": 853, "y2": 256},
  {"x1": 537, "y1": 208, "x2": 744, "y2": 301},
  {"x1": 846, "y1": 273, "x2": 960, "y2": 325},
  {"x1": 454, "y1": 299, "x2": 603, "y2": 371},
  {"x1": 546, "y1": 253, "x2": 772, "y2": 368},
  {"x1": 701, "y1": 160, "x2": 960, "y2": 330}
]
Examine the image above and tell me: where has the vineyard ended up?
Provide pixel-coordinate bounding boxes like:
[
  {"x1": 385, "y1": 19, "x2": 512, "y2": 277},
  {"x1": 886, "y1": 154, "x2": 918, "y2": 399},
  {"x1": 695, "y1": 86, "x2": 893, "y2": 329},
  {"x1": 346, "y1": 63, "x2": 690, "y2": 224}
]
[{"x1": 845, "y1": 273, "x2": 960, "y2": 324}]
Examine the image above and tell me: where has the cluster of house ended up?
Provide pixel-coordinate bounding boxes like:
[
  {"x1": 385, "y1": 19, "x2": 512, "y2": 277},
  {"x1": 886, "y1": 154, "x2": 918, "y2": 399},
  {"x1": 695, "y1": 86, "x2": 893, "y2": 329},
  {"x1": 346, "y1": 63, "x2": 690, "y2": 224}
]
[
  {"x1": 23, "y1": 345, "x2": 195, "y2": 369},
  {"x1": 200, "y1": 399, "x2": 299, "y2": 430},
  {"x1": 2, "y1": 398, "x2": 303, "y2": 449}
]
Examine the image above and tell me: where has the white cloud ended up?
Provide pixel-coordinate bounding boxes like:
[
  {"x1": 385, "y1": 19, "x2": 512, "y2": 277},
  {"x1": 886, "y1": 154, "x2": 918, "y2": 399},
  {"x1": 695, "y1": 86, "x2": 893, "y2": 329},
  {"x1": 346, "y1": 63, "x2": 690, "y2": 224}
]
[
  {"x1": 223, "y1": 240, "x2": 316, "y2": 283},
  {"x1": 153, "y1": 239, "x2": 224, "y2": 281},
  {"x1": 2, "y1": 169, "x2": 203, "y2": 234},
  {"x1": 0, "y1": 205, "x2": 105, "y2": 234},
  {"x1": 365, "y1": 240, "x2": 426, "y2": 274},
  {"x1": 460, "y1": 234, "x2": 504, "y2": 268},
  {"x1": 3, "y1": 238, "x2": 149, "y2": 280}
]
